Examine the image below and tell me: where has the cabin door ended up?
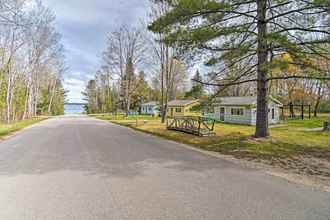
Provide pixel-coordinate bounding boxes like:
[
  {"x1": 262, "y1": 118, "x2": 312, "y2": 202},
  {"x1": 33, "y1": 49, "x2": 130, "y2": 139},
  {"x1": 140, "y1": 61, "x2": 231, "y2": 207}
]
[{"x1": 220, "y1": 107, "x2": 225, "y2": 121}]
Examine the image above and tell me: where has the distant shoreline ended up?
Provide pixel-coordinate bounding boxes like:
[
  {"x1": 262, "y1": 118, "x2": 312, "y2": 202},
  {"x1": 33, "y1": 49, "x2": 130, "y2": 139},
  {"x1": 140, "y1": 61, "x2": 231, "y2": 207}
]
[
  {"x1": 64, "y1": 103, "x2": 85, "y2": 114},
  {"x1": 64, "y1": 103, "x2": 86, "y2": 106}
]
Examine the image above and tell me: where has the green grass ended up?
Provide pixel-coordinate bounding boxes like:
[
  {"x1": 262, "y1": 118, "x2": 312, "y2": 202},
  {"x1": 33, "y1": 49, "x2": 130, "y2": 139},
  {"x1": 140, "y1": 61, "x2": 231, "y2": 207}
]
[
  {"x1": 94, "y1": 114, "x2": 160, "y2": 121},
  {"x1": 283, "y1": 116, "x2": 330, "y2": 129},
  {"x1": 95, "y1": 114, "x2": 330, "y2": 177},
  {"x1": 0, "y1": 117, "x2": 47, "y2": 138},
  {"x1": 96, "y1": 114, "x2": 330, "y2": 160}
]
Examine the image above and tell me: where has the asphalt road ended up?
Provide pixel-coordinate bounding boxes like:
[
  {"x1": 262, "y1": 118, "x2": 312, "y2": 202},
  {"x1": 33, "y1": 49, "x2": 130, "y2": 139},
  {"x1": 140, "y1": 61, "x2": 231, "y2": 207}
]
[{"x1": 0, "y1": 115, "x2": 329, "y2": 220}]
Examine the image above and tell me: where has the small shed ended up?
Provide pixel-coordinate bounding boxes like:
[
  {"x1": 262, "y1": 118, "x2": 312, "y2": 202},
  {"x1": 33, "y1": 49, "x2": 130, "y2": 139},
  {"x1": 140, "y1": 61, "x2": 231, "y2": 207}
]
[
  {"x1": 167, "y1": 99, "x2": 200, "y2": 118},
  {"x1": 213, "y1": 96, "x2": 283, "y2": 125},
  {"x1": 141, "y1": 101, "x2": 159, "y2": 116}
]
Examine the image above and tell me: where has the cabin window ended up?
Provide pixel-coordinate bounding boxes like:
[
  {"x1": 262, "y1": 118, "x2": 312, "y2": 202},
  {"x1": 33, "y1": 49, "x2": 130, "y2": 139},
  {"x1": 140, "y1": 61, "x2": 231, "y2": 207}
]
[
  {"x1": 220, "y1": 108, "x2": 225, "y2": 114},
  {"x1": 272, "y1": 108, "x2": 275, "y2": 119},
  {"x1": 231, "y1": 108, "x2": 244, "y2": 116},
  {"x1": 176, "y1": 108, "x2": 182, "y2": 113}
]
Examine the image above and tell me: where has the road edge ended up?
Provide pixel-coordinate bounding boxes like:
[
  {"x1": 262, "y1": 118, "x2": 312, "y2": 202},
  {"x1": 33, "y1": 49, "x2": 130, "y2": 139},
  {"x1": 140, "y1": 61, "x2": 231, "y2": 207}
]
[
  {"x1": 97, "y1": 118, "x2": 330, "y2": 193},
  {"x1": 0, "y1": 117, "x2": 50, "y2": 142}
]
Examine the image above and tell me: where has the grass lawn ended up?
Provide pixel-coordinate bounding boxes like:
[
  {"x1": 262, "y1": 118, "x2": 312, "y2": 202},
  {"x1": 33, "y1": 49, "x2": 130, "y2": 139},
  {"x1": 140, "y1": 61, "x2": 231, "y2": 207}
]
[
  {"x1": 93, "y1": 114, "x2": 160, "y2": 121},
  {"x1": 96, "y1": 114, "x2": 330, "y2": 156},
  {"x1": 95, "y1": 114, "x2": 330, "y2": 178},
  {"x1": 0, "y1": 117, "x2": 48, "y2": 138}
]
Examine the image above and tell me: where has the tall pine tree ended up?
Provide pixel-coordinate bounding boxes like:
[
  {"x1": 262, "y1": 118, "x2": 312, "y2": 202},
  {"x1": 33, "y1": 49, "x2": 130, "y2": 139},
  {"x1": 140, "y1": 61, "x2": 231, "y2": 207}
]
[{"x1": 149, "y1": 0, "x2": 330, "y2": 137}]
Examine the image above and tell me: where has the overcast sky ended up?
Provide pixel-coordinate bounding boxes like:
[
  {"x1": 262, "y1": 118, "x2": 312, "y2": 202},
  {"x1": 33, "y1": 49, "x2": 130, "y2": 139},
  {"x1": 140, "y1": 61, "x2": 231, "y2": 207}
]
[{"x1": 43, "y1": 0, "x2": 148, "y2": 103}]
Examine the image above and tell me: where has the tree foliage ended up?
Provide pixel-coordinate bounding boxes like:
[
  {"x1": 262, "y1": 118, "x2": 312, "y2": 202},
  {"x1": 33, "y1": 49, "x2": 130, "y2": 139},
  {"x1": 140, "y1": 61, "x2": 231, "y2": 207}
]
[
  {"x1": 0, "y1": 0, "x2": 66, "y2": 122},
  {"x1": 185, "y1": 69, "x2": 205, "y2": 99},
  {"x1": 149, "y1": 0, "x2": 330, "y2": 137}
]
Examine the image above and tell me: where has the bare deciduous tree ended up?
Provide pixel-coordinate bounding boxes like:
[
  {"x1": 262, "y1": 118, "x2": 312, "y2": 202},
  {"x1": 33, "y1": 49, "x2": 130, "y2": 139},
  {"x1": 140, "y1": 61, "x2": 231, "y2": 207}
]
[
  {"x1": 0, "y1": 0, "x2": 66, "y2": 122},
  {"x1": 149, "y1": 0, "x2": 189, "y2": 123},
  {"x1": 102, "y1": 25, "x2": 147, "y2": 116}
]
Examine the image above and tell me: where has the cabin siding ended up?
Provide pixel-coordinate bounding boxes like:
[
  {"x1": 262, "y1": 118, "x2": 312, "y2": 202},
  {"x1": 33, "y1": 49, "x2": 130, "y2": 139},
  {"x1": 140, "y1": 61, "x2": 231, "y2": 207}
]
[
  {"x1": 268, "y1": 102, "x2": 281, "y2": 124},
  {"x1": 226, "y1": 107, "x2": 253, "y2": 125},
  {"x1": 167, "y1": 101, "x2": 201, "y2": 117},
  {"x1": 213, "y1": 100, "x2": 281, "y2": 125},
  {"x1": 141, "y1": 104, "x2": 159, "y2": 116}
]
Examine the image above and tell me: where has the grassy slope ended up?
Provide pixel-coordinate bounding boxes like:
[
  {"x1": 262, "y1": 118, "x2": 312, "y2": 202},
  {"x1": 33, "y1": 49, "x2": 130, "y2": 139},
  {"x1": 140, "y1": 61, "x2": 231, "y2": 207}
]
[
  {"x1": 0, "y1": 117, "x2": 47, "y2": 138},
  {"x1": 95, "y1": 114, "x2": 330, "y2": 159}
]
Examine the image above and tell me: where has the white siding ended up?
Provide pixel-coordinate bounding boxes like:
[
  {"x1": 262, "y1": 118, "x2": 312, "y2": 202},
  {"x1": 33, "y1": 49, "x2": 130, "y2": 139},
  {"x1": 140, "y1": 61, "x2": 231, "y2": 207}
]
[
  {"x1": 213, "y1": 100, "x2": 282, "y2": 125},
  {"x1": 214, "y1": 107, "x2": 221, "y2": 119},
  {"x1": 251, "y1": 108, "x2": 257, "y2": 125},
  {"x1": 268, "y1": 102, "x2": 281, "y2": 124},
  {"x1": 223, "y1": 106, "x2": 253, "y2": 125},
  {"x1": 141, "y1": 105, "x2": 156, "y2": 115},
  {"x1": 141, "y1": 105, "x2": 160, "y2": 116}
]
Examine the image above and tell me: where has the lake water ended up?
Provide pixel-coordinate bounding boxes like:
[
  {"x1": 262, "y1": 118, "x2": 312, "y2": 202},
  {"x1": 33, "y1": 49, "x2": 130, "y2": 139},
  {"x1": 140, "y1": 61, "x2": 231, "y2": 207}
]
[{"x1": 64, "y1": 104, "x2": 85, "y2": 114}]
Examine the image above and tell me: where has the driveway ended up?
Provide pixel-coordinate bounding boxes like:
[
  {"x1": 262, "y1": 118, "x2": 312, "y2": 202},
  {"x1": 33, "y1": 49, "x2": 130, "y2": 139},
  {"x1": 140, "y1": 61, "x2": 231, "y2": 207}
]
[{"x1": 0, "y1": 115, "x2": 329, "y2": 220}]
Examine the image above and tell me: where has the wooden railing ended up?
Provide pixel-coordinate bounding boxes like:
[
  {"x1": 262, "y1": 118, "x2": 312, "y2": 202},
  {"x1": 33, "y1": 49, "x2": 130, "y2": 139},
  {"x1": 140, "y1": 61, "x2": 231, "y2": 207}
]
[{"x1": 166, "y1": 116, "x2": 216, "y2": 136}]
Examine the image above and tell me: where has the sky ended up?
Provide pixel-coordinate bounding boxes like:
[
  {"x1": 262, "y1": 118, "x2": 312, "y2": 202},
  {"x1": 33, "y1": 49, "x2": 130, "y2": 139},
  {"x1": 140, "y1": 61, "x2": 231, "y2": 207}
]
[{"x1": 43, "y1": 0, "x2": 149, "y2": 103}]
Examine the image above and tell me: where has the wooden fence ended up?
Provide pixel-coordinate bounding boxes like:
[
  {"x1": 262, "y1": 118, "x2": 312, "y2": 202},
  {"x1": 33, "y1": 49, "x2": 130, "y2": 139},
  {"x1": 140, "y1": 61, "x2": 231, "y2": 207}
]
[{"x1": 281, "y1": 103, "x2": 311, "y2": 120}]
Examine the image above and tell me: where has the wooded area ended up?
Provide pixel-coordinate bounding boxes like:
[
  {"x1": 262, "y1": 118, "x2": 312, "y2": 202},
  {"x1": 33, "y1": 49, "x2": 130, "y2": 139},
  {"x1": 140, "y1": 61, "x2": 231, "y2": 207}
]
[
  {"x1": 84, "y1": 0, "x2": 330, "y2": 138},
  {"x1": 149, "y1": 0, "x2": 330, "y2": 137},
  {"x1": 0, "y1": 0, "x2": 66, "y2": 123}
]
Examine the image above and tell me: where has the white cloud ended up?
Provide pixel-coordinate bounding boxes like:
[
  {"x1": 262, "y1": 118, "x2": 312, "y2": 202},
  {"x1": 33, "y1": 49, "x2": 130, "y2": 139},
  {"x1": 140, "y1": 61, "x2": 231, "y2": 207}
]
[
  {"x1": 42, "y1": 0, "x2": 148, "y2": 103},
  {"x1": 64, "y1": 78, "x2": 87, "y2": 103}
]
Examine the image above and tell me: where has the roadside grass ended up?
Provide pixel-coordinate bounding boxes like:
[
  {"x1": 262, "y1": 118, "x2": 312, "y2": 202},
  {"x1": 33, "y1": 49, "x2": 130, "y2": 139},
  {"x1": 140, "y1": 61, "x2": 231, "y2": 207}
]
[
  {"x1": 95, "y1": 114, "x2": 330, "y2": 157},
  {"x1": 0, "y1": 117, "x2": 47, "y2": 138},
  {"x1": 93, "y1": 113, "x2": 160, "y2": 121},
  {"x1": 95, "y1": 114, "x2": 330, "y2": 178}
]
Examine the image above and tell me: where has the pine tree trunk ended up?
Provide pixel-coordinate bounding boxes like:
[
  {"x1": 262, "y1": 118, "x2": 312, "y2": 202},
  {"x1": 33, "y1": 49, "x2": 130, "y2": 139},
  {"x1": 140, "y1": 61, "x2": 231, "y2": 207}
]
[
  {"x1": 161, "y1": 71, "x2": 165, "y2": 123},
  {"x1": 255, "y1": 0, "x2": 269, "y2": 138},
  {"x1": 160, "y1": 45, "x2": 166, "y2": 123},
  {"x1": 314, "y1": 82, "x2": 322, "y2": 117}
]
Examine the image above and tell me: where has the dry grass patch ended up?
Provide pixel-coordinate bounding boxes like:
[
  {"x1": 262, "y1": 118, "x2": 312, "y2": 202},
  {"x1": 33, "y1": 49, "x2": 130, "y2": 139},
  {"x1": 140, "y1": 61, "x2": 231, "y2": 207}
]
[
  {"x1": 96, "y1": 115, "x2": 330, "y2": 180},
  {"x1": 0, "y1": 117, "x2": 48, "y2": 138}
]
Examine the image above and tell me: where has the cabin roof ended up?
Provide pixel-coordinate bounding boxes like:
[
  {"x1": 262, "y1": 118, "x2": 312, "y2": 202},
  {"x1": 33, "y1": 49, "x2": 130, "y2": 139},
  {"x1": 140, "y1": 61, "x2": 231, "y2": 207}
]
[
  {"x1": 168, "y1": 99, "x2": 199, "y2": 107},
  {"x1": 214, "y1": 96, "x2": 282, "y2": 106},
  {"x1": 141, "y1": 101, "x2": 158, "y2": 106}
]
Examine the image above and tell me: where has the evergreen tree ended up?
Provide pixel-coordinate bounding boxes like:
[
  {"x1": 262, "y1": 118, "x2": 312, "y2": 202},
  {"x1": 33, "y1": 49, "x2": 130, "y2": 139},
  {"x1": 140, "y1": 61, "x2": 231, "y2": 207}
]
[
  {"x1": 149, "y1": 0, "x2": 330, "y2": 137},
  {"x1": 185, "y1": 69, "x2": 204, "y2": 99},
  {"x1": 83, "y1": 80, "x2": 98, "y2": 114},
  {"x1": 132, "y1": 71, "x2": 152, "y2": 109}
]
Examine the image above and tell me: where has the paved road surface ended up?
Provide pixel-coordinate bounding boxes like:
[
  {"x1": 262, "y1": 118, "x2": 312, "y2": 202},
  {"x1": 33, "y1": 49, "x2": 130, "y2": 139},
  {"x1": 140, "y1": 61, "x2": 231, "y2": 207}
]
[{"x1": 0, "y1": 116, "x2": 329, "y2": 220}]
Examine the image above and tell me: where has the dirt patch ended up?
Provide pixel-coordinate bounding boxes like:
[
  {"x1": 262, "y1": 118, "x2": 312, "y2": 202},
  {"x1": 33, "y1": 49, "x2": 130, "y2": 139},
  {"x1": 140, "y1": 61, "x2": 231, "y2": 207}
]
[
  {"x1": 245, "y1": 154, "x2": 330, "y2": 189},
  {"x1": 175, "y1": 141, "x2": 330, "y2": 191}
]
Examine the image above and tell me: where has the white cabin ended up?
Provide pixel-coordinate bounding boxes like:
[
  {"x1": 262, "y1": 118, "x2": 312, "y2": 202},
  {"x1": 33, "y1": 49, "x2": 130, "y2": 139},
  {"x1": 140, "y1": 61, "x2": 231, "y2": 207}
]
[
  {"x1": 141, "y1": 102, "x2": 159, "y2": 116},
  {"x1": 212, "y1": 96, "x2": 283, "y2": 125}
]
